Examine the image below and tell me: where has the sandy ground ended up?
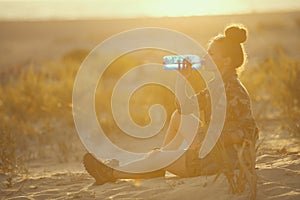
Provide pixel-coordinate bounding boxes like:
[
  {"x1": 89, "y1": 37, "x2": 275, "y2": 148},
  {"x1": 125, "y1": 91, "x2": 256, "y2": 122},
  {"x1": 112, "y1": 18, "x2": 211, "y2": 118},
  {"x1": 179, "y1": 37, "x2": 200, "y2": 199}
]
[
  {"x1": 0, "y1": 11, "x2": 300, "y2": 200},
  {"x1": 0, "y1": 120, "x2": 299, "y2": 200}
]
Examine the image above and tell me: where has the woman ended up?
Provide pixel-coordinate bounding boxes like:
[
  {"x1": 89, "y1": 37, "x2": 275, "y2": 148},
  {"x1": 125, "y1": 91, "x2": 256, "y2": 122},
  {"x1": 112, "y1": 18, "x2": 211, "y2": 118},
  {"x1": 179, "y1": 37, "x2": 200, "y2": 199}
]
[{"x1": 83, "y1": 24, "x2": 259, "y2": 185}]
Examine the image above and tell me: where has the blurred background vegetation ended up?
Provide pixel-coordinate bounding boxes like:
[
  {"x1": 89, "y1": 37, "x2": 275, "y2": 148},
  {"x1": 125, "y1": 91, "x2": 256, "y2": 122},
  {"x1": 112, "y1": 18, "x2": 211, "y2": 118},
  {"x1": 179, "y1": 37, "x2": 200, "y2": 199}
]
[
  {"x1": 1, "y1": 47, "x2": 299, "y2": 176},
  {"x1": 0, "y1": 18, "x2": 299, "y2": 181},
  {"x1": 241, "y1": 50, "x2": 300, "y2": 135}
]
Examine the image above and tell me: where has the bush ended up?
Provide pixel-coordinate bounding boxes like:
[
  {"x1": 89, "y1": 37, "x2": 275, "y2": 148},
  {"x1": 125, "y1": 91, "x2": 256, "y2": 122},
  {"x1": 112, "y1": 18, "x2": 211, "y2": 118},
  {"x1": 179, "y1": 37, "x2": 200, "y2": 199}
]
[
  {"x1": 0, "y1": 49, "x2": 175, "y2": 173},
  {"x1": 0, "y1": 60, "x2": 80, "y2": 172},
  {"x1": 241, "y1": 51, "x2": 300, "y2": 135}
]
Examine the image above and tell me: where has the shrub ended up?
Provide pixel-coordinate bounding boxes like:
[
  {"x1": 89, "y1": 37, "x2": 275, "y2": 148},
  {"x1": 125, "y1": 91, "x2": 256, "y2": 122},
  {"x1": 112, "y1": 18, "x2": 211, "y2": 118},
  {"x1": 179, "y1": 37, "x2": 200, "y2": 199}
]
[{"x1": 241, "y1": 51, "x2": 300, "y2": 135}]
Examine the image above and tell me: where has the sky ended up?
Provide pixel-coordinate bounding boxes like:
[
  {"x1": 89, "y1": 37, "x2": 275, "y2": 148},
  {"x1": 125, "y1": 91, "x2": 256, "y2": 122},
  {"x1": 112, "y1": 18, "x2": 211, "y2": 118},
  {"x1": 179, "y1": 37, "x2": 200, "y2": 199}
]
[{"x1": 0, "y1": 0, "x2": 299, "y2": 20}]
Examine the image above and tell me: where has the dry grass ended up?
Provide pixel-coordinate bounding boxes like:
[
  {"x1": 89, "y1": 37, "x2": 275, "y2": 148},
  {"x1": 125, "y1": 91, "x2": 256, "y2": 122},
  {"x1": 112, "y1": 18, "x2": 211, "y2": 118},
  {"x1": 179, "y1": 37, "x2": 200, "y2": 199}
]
[
  {"x1": 241, "y1": 50, "x2": 300, "y2": 135},
  {"x1": 0, "y1": 55, "x2": 80, "y2": 174},
  {"x1": 0, "y1": 49, "x2": 176, "y2": 173}
]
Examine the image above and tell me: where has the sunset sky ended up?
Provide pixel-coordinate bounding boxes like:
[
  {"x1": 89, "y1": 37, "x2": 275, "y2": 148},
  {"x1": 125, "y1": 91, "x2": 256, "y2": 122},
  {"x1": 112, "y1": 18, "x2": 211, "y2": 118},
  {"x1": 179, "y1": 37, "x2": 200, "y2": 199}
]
[{"x1": 0, "y1": 0, "x2": 299, "y2": 20}]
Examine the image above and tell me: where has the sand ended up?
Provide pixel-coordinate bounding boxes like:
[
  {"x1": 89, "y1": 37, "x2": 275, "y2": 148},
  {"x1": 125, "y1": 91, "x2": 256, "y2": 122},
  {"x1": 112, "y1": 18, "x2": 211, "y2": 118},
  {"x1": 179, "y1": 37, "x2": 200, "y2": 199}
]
[
  {"x1": 1, "y1": 120, "x2": 299, "y2": 200},
  {"x1": 0, "y1": 11, "x2": 300, "y2": 200}
]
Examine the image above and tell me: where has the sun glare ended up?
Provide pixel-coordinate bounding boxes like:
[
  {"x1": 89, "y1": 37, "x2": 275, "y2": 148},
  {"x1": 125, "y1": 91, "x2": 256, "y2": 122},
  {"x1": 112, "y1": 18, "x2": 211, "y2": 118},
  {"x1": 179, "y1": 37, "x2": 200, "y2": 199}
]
[
  {"x1": 0, "y1": 0, "x2": 299, "y2": 20},
  {"x1": 144, "y1": 0, "x2": 249, "y2": 17},
  {"x1": 153, "y1": 1, "x2": 210, "y2": 17}
]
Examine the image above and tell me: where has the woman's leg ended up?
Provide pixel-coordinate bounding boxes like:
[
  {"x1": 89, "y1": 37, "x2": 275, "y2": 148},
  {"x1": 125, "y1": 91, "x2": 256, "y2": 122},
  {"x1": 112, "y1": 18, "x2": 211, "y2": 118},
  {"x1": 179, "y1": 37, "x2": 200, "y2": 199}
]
[
  {"x1": 84, "y1": 149, "x2": 220, "y2": 185},
  {"x1": 84, "y1": 153, "x2": 165, "y2": 185},
  {"x1": 112, "y1": 169, "x2": 165, "y2": 179}
]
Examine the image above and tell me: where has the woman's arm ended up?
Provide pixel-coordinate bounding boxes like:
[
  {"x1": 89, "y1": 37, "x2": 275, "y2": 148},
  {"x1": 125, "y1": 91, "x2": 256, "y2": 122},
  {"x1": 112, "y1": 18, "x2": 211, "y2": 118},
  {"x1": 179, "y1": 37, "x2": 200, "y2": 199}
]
[
  {"x1": 162, "y1": 110, "x2": 184, "y2": 150},
  {"x1": 175, "y1": 75, "x2": 199, "y2": 115}
]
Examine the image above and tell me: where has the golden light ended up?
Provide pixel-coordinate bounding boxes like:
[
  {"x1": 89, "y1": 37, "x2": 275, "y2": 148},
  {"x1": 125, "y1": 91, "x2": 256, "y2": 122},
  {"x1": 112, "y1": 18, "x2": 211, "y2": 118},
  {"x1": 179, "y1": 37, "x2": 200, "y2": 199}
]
[
  {"x1": 140, "y1": 0, "x2": 250, "y2": 17},
  {"x1": 0, "y1": 0, "x2": 299, "y2": 20}
]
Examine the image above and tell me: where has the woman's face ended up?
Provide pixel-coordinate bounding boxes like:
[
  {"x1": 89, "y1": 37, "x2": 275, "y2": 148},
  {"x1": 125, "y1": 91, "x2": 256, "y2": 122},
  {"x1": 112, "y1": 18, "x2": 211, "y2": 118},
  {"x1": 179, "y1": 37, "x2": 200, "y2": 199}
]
[{"x1": 207, "y1": 43, "x2": 231, "y2": 74}]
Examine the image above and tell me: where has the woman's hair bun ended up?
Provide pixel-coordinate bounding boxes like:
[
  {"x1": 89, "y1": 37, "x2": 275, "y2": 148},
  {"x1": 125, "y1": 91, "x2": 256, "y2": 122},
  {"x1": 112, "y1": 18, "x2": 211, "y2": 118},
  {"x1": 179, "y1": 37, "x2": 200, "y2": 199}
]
[{"x1": 225, "y1": 25, "x2": 247, "y2": 44}]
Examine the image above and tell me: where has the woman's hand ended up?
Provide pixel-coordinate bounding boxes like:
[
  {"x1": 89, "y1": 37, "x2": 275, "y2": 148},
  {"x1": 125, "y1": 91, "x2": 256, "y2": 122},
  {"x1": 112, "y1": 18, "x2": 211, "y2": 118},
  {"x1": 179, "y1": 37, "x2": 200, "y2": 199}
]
[{"x1": 178, "y1": 58, "x2": 192, "y2": 78}]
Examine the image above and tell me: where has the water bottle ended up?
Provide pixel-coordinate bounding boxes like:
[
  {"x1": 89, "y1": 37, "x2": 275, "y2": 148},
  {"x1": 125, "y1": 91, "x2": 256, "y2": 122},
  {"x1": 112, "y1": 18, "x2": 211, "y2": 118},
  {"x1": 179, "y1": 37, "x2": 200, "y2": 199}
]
[{"x1": 163, "y1": 55, "x2": 202, "y2": 70}]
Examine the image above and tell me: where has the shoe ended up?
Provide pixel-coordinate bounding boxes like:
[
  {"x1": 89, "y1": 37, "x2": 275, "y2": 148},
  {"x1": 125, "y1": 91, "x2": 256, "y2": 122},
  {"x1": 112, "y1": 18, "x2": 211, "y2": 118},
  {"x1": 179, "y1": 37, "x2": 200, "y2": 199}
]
[{"x1": 83, "y1": 153, "x2": 117, "y2": 185}]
